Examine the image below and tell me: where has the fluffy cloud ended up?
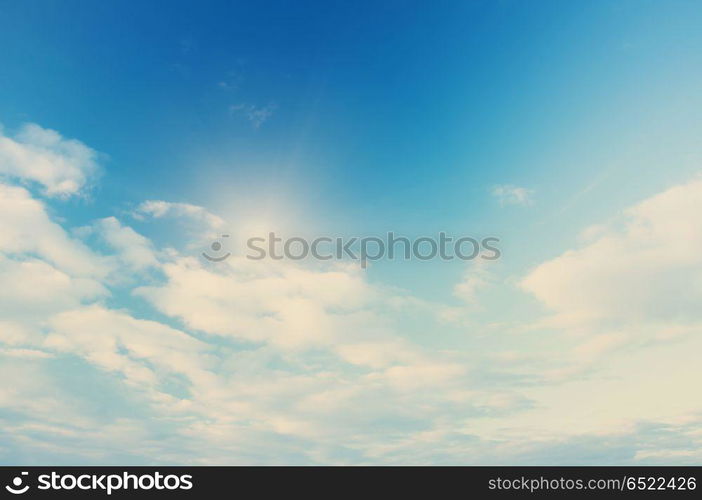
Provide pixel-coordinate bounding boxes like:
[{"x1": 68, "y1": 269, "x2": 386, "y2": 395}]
[
  {"x1": 0, "y1": 123, "x2": 99, "y2": 197},
  {"x1": 134, "y1": 257, "x2": 386, "y2": 350},
  {"x1": 0, "y1": 256, "x2": 106, "y2": 320},
  {"x1": 2, "y1": 120, "x2": 701, "y2": 464},
  {"x1": 0, "y1": 158, "x2": 491, "y2": 463},
  {"x1": 490, "y1": 176, "x2": 702, "y2": 454},
  {"x1": 93, "y1": 217, "x2": 159, "y2": 271},
  {"x1": 522, "y1": 177, "x2": 702, "y2": 330},
  {"x1": 45, "y1": 305, "x2": 212, "y2": 399},
  {"x1": 0, "y1": 183, "x2": 109, "y2": 278}
]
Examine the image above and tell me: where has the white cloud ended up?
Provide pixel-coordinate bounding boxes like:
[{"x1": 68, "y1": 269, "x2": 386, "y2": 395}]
[
  {"x1": 133, "y1": 200, "x2": 224, "y2": 233},
  {"x1": 0, "y1": 255, "x2": 106, "y2": 319},
  {"x1": 0, "y1": 183, "x2": 111, "y2": 279},
  {"x1": 134, "y1": 256, "x2": 390, "y2": 351},
  {"x1": 45, "y1": 305, "x2": 211, "y2": 398},
  {"x1": 453, "y1": 261, "x2": 494, "y2": 305},
  {"x1": 2, "y1": 121, "x2": 701, "y2": 464},
  {"x1": 94, "y1": 217, "x2": 159, "y2": 271},
  {"x1": 521, "y1": 176, "x2": 702, "y2": 330},
  {"x1": 0, "y1": 123, "x2": 99, "y2": 197},
  {"x1": 0, "y1": 174, "x2": 492, "y2": 463},
  {"x1": 491, "y1": 184, "x2": 534, "y2": 206}
]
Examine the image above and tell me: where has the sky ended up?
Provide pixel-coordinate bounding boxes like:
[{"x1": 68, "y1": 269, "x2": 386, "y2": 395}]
[{"x1": 1, "y1": 0, "x2": 702, "y2": 464}]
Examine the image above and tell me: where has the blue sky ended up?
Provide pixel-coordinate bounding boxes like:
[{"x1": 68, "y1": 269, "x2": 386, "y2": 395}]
[
  {"x1": 1, "y1": 0, "x2": 702, "y2": 464},
  {"x1": 3, "y1": 0, "x2": 702, "y2": 284}
]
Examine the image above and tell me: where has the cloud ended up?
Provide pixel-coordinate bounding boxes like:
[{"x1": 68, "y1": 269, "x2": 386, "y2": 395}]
[
  {"x1": 521, "y1": 176, "x2": 702, "y2": 331},
  {"x1": 133, "y1": 200, "x2": 224, "y2": 230},
  {"x1": 45, "y1": 305, "x2": 211, "y2": 398},
  {"x1": 491, "y1": 184, "x2": 534, "y2": 206},
  {"x1": 0, "y1": 183, "x2": 110, "y2": 278},
  {"x1": 0, "y1": 255, "x2": 106, "y2": 320},
  {"x1": 229, "y1": 103, "x2": 276, "y2": 129},
  {"x1": 453, "y1": 261, "x2": 494, "y2": 305},
  {"x1": 0, "y1": 123, "x2": 100, "y2": 197},
  {"x1": 0, "y1": 155, "x2": 496, "y2": 464},
  {"x1": 2, "y1": 121, "x2": 702, "y2": 464},
  {"x1": 134, "y1": 256, "x2": 393, "y2": 351},
  {"x1": 93, "y1": 217, "x2": 159, "y2": 271}
]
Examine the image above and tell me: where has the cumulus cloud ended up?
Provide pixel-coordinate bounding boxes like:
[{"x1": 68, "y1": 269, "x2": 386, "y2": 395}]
[
  {"x1": 45, "y1": 305, "x2": 211, "y2": 399},
  {"x1": 2, "y1": 167, "x2": 699, "y2": 464},
  {"x1": 521, "y1": 176, "x2": 702, "y2": 330},
  {"x1": 2, "y1": 120, "x2": 701, "y2": 464},
  {"x1": 134, "y1": 257, "x2": 383, "y2": 350},
  {"x1": 0, "y1": 153, "x2": 495, "y2": 463},
  {"x1": 93, "y1": 217, "x2": 159, "y2": 271},
  {"x1": 0, "y1": 183, "x2": 110, "y2": 278},
  {"x1": 491, "y1": 184, "x2": 534, "y2": 206},
  {"x1": 0, "y1": 123, "x2": 99, "y2": 197},
  {"x1": 0, "y1": 255, "x2": 106, "y2": 320}
]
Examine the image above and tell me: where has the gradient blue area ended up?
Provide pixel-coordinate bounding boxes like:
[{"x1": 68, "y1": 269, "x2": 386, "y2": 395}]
[
  {"x1": 1, "y1": 1, "x2": 699, "y2": 204},
  {"x1": 0, "y1": 0, "x2": 700, "y2": 292},
  {"x1": 1, "y1": 1, "x2": 700, "y2": 302}
]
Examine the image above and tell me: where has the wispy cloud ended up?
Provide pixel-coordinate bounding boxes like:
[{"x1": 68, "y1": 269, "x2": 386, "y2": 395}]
[
  {"x1": 217, "y1": 70, "x2": 243, "y2": 91},
  {"x1": 230, "y1": 103, "x2": 277, "y2": 129},
  {"x1": 491, "y1": 184, "x2": 534, "y2": 206},
  {"x1": 133, "y1": 200, "x2": 224, "y2": 229}
]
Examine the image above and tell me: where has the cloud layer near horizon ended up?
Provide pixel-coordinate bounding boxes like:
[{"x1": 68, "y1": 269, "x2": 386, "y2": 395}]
[{"x1": 1, "y1": 123, "x2": 701, "y2": 465}]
